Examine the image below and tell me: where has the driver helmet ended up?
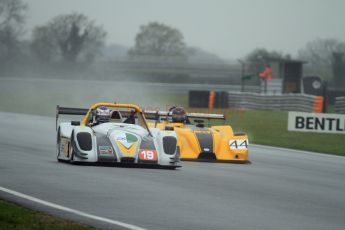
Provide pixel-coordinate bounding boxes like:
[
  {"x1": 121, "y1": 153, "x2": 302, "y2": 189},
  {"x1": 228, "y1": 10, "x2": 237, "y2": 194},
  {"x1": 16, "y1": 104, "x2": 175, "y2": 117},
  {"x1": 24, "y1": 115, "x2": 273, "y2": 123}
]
[
  {"x1": 167, "y1": 106, "x2": 187, "y2": 123},
  {"x1": 95, "y1": 106, "x2": 111, "y2": 123}
]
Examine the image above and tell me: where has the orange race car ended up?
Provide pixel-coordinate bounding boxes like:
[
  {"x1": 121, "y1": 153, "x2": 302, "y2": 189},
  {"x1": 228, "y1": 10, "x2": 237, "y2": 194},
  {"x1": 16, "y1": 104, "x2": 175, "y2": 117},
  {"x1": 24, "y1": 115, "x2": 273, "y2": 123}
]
[{"x1": 144, "y1": 107, "x2": 249, "y2": 163}]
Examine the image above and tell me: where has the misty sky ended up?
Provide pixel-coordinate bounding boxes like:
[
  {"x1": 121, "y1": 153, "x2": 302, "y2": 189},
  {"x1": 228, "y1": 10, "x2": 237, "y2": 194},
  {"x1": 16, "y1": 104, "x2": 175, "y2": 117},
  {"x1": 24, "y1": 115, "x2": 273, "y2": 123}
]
[{"x1": 25, "y1": 0, "x2": 345, "y2": 60}]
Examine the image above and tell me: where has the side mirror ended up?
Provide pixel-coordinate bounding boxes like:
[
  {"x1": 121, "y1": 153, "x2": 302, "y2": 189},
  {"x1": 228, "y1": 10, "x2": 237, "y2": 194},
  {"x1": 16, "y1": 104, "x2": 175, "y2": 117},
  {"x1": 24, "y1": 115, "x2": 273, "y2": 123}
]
[{"x1": 71, "y1": 121, "x2": 80, "y2": 126}]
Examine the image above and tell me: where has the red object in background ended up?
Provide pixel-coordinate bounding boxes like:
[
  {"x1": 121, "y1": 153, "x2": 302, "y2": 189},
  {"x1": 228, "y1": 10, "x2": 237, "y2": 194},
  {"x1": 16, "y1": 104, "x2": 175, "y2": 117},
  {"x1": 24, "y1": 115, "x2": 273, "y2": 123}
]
[
  {"x1": 208, "y1": 91, "x2": 215, "y2": 112},
  {"x1": 313, "y1": 96, "x2": 324, "y2": 113},
  {"x1": 259, "y1": 66, "x2": 273, "y2": 80}
]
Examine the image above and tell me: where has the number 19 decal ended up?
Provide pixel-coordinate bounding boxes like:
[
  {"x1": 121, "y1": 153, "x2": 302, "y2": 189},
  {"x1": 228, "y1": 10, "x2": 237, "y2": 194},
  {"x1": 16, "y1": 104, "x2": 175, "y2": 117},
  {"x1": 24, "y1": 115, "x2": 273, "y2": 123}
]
[
  {"x1": 139, "y1": 149, "x2": 157, "y2": 160},
  {"x1": 229, "y1": 140, "x2": 249, "y2": 150}
]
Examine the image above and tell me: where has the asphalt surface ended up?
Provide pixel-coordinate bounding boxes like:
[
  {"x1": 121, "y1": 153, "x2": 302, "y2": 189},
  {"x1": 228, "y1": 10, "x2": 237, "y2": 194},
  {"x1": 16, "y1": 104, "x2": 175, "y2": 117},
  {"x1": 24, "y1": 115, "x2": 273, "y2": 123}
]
[{"x1": 0, "y1": 112, "x2": 345, "y2": 230}]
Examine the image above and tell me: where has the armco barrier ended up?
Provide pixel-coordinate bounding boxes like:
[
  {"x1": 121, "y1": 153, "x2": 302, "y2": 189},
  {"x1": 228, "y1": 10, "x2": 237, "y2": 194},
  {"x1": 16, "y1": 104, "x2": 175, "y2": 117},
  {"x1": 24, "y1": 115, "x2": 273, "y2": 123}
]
[
  {"x1": 335, "y1": 97, "x2": 345, "y2": 114},
  {"x1": 227, "y1": 92, "x2": 323, "y2": 112},
  {"x1": 189, "y1": 90, "x2": 324, "y2": 112}
]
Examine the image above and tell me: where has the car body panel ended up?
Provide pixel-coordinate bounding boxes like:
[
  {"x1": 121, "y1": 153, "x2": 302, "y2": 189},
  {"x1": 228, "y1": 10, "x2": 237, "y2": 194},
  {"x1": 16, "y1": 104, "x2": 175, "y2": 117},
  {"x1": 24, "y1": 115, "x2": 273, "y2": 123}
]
[
  {"x1": 145, "y1": 111, "x2": 249, "y2": 163},
  {"x1": 56, "y1": 103, "x2": 180, "y2": 168}
]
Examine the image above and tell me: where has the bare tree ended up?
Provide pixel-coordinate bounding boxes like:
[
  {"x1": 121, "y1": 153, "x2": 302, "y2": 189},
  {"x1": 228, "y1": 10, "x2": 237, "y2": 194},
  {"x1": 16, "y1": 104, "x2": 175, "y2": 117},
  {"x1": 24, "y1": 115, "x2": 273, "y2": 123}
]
[
  {"x1": 0, "y1": 0, "x2": 27, "y2": 72},
  {"x1": 129, "y1": 22, "x2": 186, "y2": 57},
  {"x1": 245, "y1": 48, "x2": 290, "y2": 63},
  {"x1": 298, "y1": 38, "x2": 345, "y2": 80},
  {"x1": 298, "y1": 38, "x2": 345, "y2": 66},
  {"x1": 31, "y1": 13, "x2": 106, "y2": 64}
]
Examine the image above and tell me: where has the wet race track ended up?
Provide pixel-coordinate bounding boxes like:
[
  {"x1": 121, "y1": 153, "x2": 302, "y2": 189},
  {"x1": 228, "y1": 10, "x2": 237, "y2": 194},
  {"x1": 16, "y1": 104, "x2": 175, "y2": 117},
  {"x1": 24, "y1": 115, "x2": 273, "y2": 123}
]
[{"x1": 0, "y1": 112, "x2": 344, "y2": 230}]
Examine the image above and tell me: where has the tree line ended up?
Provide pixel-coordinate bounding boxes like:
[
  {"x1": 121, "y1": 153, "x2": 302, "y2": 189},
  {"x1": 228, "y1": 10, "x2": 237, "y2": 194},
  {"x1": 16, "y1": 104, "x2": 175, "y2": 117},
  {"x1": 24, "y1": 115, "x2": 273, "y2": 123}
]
[{"x1": 1, "y1": 0, "x2": 344, "y2": 88}]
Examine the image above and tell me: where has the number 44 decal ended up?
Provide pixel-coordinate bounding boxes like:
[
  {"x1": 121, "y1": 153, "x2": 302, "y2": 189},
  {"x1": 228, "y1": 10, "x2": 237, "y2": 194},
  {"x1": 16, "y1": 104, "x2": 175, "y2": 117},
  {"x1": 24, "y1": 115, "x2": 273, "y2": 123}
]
[{"x1": 229, "y1": 140, "x2": 249, "y2": 150}]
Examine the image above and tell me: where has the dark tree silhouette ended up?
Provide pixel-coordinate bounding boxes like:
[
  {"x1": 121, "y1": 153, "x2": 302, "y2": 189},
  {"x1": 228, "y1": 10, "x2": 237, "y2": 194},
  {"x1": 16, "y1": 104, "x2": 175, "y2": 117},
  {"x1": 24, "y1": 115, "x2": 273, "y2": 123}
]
[
  {"x1": 59, "y1": 22, "x2": 88, "y2": 62},
  {"x1": 31, "y1": 13, "x2": 106, "y2": 64},
  {"x1": 129, "y1": 22, "x2": 186, "y2": 57},
  {"x1": 0, "y1": 0, "x2": 27, "y2": 73},
  {"x1": 245, "y1": 48, "x2": 290, "y2": 63},
  {"x1": 298, "y1": 38, "x2": 345, "y2": 81},
  {"x1": 244, "y1": 48, "x2": 290, "y2": 75}
]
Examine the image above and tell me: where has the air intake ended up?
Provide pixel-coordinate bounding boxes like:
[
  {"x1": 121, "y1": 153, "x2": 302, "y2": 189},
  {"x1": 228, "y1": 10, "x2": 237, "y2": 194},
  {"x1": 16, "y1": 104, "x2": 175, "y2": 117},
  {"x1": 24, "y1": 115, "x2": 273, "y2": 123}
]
[
  {"x1": 76, "y1": 132, "x2": 92, "y2": 151},
  {"x1": 198, "y1": 152, "x2": 217, "y2": 161},
  {"x1": 162, "y1": 136, "x2": 177, "y2": 155}
]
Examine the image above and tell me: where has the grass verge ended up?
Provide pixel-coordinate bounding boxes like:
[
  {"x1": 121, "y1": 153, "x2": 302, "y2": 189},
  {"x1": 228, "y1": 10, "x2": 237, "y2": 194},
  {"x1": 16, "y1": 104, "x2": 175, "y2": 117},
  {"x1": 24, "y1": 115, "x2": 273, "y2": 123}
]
[
  {"x1": 0, "y1": 199, "x2": 97, "y2": 230},
  {"x1": 189, "y1": 108, "x2": 345, "y2": 156}
]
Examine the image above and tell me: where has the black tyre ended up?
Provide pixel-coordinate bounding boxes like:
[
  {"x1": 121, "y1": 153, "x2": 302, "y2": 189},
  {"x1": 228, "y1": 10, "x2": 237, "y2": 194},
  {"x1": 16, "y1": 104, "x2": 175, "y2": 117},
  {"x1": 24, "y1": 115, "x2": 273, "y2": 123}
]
[
  {"x1": 56, "y1": 128, "x2": 63, "y2": 162},
  {"x1": 69, "y1": 133, "x2": 80, "y2": 165},
  {"x1": 69, "y1": 132, "x2": 76, "y2": 164}
]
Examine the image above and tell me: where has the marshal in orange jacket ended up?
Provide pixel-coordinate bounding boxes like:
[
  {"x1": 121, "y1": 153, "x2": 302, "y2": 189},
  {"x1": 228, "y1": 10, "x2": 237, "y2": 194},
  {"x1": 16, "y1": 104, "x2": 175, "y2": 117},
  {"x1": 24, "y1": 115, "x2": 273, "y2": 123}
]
[{"x1": 259, "y1": 65, "x2": 272, "y2": 80}]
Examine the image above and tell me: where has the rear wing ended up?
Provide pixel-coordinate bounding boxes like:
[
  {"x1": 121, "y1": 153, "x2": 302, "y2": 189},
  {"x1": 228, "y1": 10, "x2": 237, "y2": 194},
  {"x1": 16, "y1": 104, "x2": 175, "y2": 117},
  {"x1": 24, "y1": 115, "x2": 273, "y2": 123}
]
[
  {"x1": 143, "y1": 110, "x2": 225, "y2": 121},
  {"x1": 56, "y1": 105, "x2": 89, "y2": 130}
]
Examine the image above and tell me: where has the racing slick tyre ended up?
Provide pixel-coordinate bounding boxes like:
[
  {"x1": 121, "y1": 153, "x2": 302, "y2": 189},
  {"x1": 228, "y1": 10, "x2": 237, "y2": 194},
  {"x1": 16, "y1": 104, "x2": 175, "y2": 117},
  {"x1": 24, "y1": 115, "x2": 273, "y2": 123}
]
[
  {"x1": 69, "y1": 132, "x2": 78, "y2": 165},
  {"x1": 161, "y1": 165, "x2": 180, "y2": 170},
  {"x1": 167, "y1": 166, "x2": 178, "y2": 170},
  {"x1": 56, "y1": 128, "x2": 63, "y2": 162}
]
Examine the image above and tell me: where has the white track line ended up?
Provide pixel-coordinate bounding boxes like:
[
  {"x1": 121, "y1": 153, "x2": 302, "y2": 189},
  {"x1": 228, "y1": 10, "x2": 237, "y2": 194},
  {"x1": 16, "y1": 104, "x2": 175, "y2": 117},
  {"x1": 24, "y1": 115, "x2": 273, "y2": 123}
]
[
  {"x1": 251, "y1": 144, "x2": 344, "y2": 159},
  {"x1": 0, "y1": 186, "x2": 146, "y2": 230}
]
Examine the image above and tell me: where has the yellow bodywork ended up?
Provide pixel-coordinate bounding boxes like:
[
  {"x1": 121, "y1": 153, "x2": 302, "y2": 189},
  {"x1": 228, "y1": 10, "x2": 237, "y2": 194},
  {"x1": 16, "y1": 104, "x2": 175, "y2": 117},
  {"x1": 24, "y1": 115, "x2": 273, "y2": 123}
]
[{"x1": 148, "y1": 121, "x2": 249, "y2": 163}]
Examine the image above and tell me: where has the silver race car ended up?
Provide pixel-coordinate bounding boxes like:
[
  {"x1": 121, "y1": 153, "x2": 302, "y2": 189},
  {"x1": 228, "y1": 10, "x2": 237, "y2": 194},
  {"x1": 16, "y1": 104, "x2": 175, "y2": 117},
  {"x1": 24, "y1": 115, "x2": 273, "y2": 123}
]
[{"x1": 56, "y1": 103, "x2": 180, "y2": 169}]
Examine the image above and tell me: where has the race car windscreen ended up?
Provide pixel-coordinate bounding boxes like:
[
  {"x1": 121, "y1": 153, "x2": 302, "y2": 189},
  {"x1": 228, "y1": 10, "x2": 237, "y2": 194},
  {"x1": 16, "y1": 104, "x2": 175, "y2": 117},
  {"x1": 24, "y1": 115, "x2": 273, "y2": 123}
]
[{"x1": 91, "y1": 106, "x2": 148, "y2": 128}]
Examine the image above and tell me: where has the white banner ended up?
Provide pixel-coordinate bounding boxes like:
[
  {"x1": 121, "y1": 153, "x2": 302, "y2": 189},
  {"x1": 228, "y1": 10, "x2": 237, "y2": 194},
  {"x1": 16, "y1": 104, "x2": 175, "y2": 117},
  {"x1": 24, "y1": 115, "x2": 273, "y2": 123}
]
[{"x1": 288, "y1": 112, "x2": 345, "y2": 134}]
